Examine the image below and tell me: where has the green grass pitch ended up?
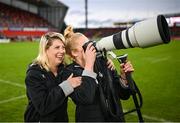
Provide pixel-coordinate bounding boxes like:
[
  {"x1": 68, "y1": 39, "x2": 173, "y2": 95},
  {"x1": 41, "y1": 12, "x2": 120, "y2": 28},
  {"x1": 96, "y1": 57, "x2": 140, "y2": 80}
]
[{"x1": 0, "y1": 40, "x2": 179, "y2": 122}]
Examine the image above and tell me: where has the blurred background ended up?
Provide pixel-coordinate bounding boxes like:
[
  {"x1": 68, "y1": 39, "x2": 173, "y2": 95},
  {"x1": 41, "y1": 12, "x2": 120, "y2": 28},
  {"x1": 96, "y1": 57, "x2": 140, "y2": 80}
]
[
  {"x1": 0, "y1": 0, "x2": 180, "y2": 122},
  {"x1": 0, "y1": 0, "x2": 179, "y2": 41}
]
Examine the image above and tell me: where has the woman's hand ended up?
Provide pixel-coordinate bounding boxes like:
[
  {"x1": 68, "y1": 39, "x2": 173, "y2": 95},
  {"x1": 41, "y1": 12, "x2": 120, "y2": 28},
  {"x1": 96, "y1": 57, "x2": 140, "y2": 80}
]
[
  {"x1": 84, "y1": 43, "x2": 96, "y2": 72},
  {"x1": 67, "y1": 74, "x2": 82, "y2": 88},
  {"x1": 106, "y1": 58, "x2": 115, "y2": 71},
  {"x1": 120, "y1": 61, "x2": 134, "y2": 85}
]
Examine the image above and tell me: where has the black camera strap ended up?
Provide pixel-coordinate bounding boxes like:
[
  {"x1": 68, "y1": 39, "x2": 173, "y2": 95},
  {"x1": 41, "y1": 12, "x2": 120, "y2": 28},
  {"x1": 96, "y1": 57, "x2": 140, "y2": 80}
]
[
  {"x1": 96, "y1": 70, "x2": 123, "y2": 121},
  {"x1": 95, "y1": 54, "x2": 124, "y2": 121}
]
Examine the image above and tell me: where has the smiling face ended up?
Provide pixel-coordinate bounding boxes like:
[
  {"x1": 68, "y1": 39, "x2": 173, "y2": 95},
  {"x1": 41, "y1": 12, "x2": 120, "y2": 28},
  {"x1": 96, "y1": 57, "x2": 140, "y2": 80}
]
[{"x1": 46, "y1": 39, "x2": 65, "y2": 67}]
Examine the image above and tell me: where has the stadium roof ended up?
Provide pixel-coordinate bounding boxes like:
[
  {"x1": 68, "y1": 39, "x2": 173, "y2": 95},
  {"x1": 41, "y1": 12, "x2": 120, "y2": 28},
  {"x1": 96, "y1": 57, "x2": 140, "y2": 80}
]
[
  {"x1": 17, "y1": 0, "x2": 67, "y2": 7},
  {"x1": 0, "y1": 0, "x2": 68, "y2": 30}
]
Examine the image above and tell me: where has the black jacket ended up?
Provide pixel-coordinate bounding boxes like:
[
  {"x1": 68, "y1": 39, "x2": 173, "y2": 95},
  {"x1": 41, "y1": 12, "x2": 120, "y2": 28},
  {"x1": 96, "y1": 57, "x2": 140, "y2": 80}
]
[
  {"x1": 63, "y1": 62, "x2": 131, "y2": 122},
  {"x1": 24, "y1": 64, "x2": 68, "y2": 122}
]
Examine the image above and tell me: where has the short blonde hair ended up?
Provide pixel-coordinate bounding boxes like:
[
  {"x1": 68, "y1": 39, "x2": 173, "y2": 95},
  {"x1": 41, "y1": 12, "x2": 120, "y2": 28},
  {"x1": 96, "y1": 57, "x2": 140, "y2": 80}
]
[{"x1": 33, "y1": 32, "x2": 65, "y2": 71}]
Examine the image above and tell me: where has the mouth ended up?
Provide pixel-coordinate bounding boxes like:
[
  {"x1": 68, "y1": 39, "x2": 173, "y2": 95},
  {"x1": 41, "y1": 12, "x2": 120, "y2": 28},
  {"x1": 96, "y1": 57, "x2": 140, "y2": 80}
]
[
  {"x1": 57, "y1": 56, "x2": 63, "y2": 59},
  {"x1": 56, "y1": 53, "x2": 65, "y2": 61},
  {"x1": 57, "y1": 55, "x2": 64, "y2": 59}
]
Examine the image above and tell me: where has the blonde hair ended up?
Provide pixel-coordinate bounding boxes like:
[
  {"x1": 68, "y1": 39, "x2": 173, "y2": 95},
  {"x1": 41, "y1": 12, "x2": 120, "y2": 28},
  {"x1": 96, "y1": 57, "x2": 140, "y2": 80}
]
[
  {"x1": 33, "y1": 32, "x2": 65, "y2": 71},
  {"x1": 64, "y1": 25, "x2": 84, "y2": 56}
]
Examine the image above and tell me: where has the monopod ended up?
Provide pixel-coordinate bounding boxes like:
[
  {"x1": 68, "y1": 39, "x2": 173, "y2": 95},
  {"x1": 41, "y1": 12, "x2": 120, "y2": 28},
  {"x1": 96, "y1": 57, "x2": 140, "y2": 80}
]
[
  {"x1": 116, "y1": 53, "x2": 144, "y2": 122},
  {"x1": 108, "y1": 51, "x2": 144, "y2": 122}
]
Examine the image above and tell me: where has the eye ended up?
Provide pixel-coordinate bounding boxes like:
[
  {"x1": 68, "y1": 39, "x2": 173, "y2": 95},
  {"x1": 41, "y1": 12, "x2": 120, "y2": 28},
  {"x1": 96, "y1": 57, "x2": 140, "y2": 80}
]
[
  {"x1": 60, "y1": 45, "x2": 65, "y2": 50},
  {"x1": 54, "y1": 45, "x2": 65, "y2": 50},
  {"x1": 62, "y1": 45, "x2": 65, "y2": 49},
  {"x1": 55, "y1": 46, "x2": 60, "y2": 49}
]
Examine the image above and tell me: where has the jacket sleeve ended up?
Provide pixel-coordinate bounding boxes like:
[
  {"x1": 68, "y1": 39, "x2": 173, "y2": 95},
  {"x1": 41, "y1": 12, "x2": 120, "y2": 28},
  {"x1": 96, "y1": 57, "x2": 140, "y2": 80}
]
[
  {"x1": 71, "y1": 76, "x2": 98, "y2": 105},
  {"x1": 64, "y1": 68, "x2": 98, "y2": 105},
  {"x1": 25, "y1": 70, "x2": 67, "y2": 116},
  {"x1": 112, "y1": 70, "x2": 131, "y2": 100}
]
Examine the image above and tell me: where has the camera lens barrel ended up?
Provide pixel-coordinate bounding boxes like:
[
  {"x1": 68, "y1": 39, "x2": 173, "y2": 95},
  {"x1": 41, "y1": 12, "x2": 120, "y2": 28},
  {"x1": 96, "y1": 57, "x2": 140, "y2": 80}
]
[{"x1": 96, "y1": 15, "x2": 171, "y2": 51}]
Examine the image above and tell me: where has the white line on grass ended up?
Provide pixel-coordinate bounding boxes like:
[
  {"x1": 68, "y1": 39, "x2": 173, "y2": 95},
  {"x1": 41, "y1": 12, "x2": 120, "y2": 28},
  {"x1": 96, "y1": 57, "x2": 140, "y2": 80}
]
[
  {"x1": 0, "y1": 79, "x2": 170, "y2": 122},
  {"x1": 0, "y1": 79, "x2": 25, "y2": 88},
  {"x1": 0, "y1": 79, "x2": 26, "y2": 104},
  {"x1": 124, "y1": 109, "x2": 170, "y2": 122},
  {"x1": 145, "y1": 56, "x2": 170, "y2": 64},
  {"x1": 142, "y1": 114, "x2": 169, "y2": 122},
  {"x1": 0, "y1": 95, "x2": 26, "y2": 104},
  {"x1": 151, "y1": 57, "x2": 170, "y2": 63}
]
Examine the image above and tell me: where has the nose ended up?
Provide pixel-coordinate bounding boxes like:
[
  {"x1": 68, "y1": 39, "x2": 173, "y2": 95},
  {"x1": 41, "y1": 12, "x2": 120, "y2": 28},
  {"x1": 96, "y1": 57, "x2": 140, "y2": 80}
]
[{"x1": 59, "y1": 47, "x2": 65, "y2": 54}]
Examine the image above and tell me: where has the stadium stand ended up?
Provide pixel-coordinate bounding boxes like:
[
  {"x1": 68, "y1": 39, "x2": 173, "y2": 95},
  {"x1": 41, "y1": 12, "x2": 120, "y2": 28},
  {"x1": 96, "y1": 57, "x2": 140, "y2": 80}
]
[
  {"x1": 165, "y1": 14, "x2": 180, "y2": 39},
  {"x1": 77, "y1": 14, "x2": 180, "y2": 40},
  {"x1": 0, "y1": 0, "x2": 179, "y2": 41},
  {"x1": 0, "y1": 0, "x2": 68, "y2": 40},
  {"x1": 76, "y1": 27, "x2": 125, "y2": 39},
  {"x1": 0, "y1": 3, "x2": 50, "y2": 28}
]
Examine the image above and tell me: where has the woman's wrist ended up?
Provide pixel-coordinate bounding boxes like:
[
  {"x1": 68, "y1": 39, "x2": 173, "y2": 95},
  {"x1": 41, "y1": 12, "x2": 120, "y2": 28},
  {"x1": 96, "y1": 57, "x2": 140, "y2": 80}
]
[
  {"x1": 120, "y1": 75, "x2": 126, "y2": 80},
  {"x1": 85, "y1": 64, "x2": 94, "y2": 72}
]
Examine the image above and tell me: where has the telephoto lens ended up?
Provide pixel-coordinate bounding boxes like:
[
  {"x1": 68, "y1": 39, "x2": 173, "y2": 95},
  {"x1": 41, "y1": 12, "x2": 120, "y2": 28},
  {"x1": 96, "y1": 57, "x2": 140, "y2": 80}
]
[{"x1": 92, "y1": 15, "x2": 171, "y2": 51}]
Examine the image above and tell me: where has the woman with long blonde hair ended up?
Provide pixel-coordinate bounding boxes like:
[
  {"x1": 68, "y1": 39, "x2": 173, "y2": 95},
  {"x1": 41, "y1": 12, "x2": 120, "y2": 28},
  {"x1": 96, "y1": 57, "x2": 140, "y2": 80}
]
[{"x1": 24, "y1": 32, "x2": 82, "y2": 122}]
